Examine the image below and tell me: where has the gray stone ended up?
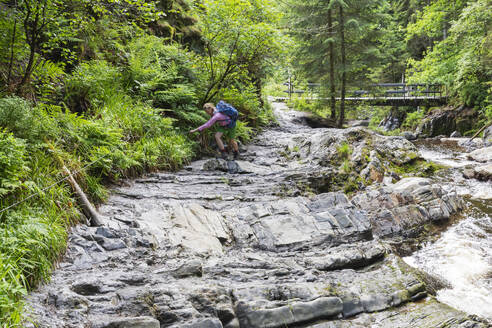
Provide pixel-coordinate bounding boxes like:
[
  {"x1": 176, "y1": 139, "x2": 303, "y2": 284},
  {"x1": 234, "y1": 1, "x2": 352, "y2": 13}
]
[
  {"x1": 237, "y1": 297, "x2": 343, "y2": 328},
  {"x1": 291, "y1": 297, "x2": 343, "y2": 322},
  {"x1": 402, "y1": 131, "x2": 417, "y2": 140},
  {"x1": 101, "y1": 238, "x2": 127, "y2": 251},
  {"x1": 467, "y1": 146, "x2": 492, "y2": 162},
  {"x1": 360, "y1": 294, "x2": 391, "y2": 312},
  {"x1": 173, "y1": 260, "x2": 202, "y2": 278},
  {"x1": 342, "y1": 296, "x2": 364, "y2": 318},
  {"x1": 473, "y1": 164, "x2": 492, "y2": 181},
  {"x1": 450, "y1": 131, "x2": 462, "y2": 138},
  {"x1": 483, "y1": 125, "x2": 492, "y2": 146},
  {"x1": 98, "y1": 316, "x2": 160, "y2": 328},
  {"x1": 182, "y1": 318, "x2": 223, "y2": 328}
]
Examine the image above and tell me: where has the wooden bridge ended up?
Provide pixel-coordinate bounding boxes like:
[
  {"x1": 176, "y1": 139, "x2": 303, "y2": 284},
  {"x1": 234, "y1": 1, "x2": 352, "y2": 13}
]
[{"x1": 279, "y1": 83, "x2": 448, "y2": 106}]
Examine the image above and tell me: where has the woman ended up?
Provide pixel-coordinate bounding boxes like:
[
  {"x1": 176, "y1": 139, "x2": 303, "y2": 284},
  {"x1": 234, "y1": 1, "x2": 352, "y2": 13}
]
[{"x1": 189, "y1": 102, "x2": 240, "y2": 159}]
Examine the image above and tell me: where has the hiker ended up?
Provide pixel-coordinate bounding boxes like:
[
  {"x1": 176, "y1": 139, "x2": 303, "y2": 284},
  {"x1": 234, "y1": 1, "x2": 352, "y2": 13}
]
[{"x1": 189, "y1": 101, "x2": 240, "y2": 159}]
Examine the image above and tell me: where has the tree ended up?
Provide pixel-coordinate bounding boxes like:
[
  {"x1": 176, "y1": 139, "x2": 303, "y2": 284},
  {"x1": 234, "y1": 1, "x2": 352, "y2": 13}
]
[
  {"x1": 196, "y1": 0, "x2": 284, "y2": 105},
  {"x1": 407, "y1": 0, "x2": 492, "y2": 109},
  {"x1": 287, "y1": 0, "x2": 385, "y2": 126}
]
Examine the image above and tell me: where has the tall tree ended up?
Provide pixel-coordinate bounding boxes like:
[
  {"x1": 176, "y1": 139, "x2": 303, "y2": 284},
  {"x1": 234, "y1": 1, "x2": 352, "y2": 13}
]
[
  {"x1": 337, "y1": 1, "x2": 347, "y2": 127},
  {"x1": 196, "y1": 0, "x2": 284, "y2": 105}
]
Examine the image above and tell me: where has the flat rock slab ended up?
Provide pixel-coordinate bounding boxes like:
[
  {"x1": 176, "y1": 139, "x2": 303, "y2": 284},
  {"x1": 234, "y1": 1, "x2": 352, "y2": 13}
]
[{"x1": 94, "y1": 316, "x2": 160, "y2": 328}]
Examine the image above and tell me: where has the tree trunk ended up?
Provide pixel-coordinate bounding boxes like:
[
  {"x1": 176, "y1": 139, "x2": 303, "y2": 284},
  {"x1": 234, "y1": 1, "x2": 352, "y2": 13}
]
[
  {"x1": 7, "y1": 8, "x2": 17, "y2": 88},
  {"x1": 338, "y1": 4, "x2": 346, "y2": 128},
  {"x1": 328, "y1": 8, "x2": 336, "y2": 120},
  {"x1": 253, "y1": 76, "x2": 264, "y2": 107}
]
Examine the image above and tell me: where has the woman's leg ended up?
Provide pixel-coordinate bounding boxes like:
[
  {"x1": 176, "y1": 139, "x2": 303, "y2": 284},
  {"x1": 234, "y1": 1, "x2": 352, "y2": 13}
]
[
  {"x1": 230, "y1": 139, "x2": 239, "y2": 152},
  {"x1": 215, "y1": 132, "x2": 225, "y2": 151}
]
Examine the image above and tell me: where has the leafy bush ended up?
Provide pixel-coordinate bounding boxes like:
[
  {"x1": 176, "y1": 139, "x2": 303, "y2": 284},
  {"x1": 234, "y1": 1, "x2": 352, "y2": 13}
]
[
  {"x1": 0, "y1": 131, "x2": 28, "y2": 196},
  {"x1": 220, "y1": 85, "x2": 272, "y2": 128},
  {"x1": 64, "y1": 60, "x2": 122, "y2": 112},
  {"x1": 402, "y1": 110, "x2": 425, "y2": 131},
  {"x1": 0, "y1": 97, "x2": 48, "y2": 144},
  {"x1": 126, "y1": 36, "x2": 203, "y2": 126}
]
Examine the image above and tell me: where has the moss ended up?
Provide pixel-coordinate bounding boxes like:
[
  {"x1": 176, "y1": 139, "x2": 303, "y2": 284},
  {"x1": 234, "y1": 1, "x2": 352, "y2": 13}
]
[{"x1": 389, "y1": 158, "x2": 444, "y2": 178}]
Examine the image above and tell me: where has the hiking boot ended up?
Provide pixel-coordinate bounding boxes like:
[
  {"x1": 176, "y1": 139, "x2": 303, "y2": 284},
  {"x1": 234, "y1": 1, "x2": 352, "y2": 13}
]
[
  {"x1": 220, "y1": 149, "x2": 228, "y2": 160},
  {"x1": 233, "y1": 151, "x2": 240, "y2": 160}
]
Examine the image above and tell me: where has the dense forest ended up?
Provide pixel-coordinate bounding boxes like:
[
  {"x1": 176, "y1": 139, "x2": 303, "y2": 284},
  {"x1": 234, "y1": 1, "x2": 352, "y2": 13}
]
[{"x1": 0, "y1": 0, "x2": 490, "y2": 326}]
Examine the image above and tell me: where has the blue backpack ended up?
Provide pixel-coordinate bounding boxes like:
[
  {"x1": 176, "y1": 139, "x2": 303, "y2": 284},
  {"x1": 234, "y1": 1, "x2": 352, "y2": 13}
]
[{"x1": 216, "y1": 100, "x2": 239, "y2": 128}]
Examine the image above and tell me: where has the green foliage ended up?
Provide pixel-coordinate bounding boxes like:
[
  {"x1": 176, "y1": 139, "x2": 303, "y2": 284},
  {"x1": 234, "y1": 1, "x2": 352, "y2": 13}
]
[
  {"x1": 402, "y1": 110, "x2": 425, "y2": 131},
  {"x1": 197, "y1": 0, "x2": 285, "y2": 104},
  {"x1": 0, "y1": 97, "x2": 47, "y2": 144},
  {"x1": 0, "y1": 131, "x2": 28, "y2": 196},
  {"x1": 337, "y1": 142, "x2": 352, "y2": 160},
  {"x1": 64, "y1": 60, "x2": 122, "y2": 112},
  {"x1": 126, "y1": 35, "x2": 203, "y2": 126},
  {"x1": 407, "y1": 0, "x2": 492, "y2": 109}
]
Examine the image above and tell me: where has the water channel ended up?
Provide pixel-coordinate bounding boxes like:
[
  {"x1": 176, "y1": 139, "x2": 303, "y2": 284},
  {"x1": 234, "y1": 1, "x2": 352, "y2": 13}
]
[{"x1": 404, "y1": 140, "x2": 492, "y2": 320}]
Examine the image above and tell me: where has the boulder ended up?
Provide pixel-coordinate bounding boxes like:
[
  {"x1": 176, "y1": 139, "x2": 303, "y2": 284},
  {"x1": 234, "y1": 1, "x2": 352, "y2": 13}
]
[
  {"x1": 450, "y1": 131, "x2": 461, "y2": 138},
  {"x1": 352, "y1": 178, "x2": 464, "y2": 237},
  {"x1": 172, "y1": 260, "x2": 203, "y2": 278},
  {"x1": 473, "y1": 164, "x2": 492, "y2": 181},
  {"x1": 402, "y1": 131, "x2": 417, "y2": 141},
  {"x1": 467, "y1": 146, "x2": 492, "y2": 162},
  {"x1": 416, "y1": 109, "x2": 456, "y2": 137}
]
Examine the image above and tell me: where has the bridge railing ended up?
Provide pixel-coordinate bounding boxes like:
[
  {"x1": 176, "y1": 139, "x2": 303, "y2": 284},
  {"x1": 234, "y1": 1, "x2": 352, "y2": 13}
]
[
  {"x1": 282, "y1": 82, "x2": 446, "y2": 100},
  {"x1": 350, "y1": 83, "x2": 445, "y2": 99}
]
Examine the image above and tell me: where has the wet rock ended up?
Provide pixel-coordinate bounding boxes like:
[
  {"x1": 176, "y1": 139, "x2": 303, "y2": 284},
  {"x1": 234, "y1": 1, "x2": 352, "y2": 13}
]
[
  {"x1": 173, "y1": 260, "x2": 203, "y2": 278},
  {"x1": 467, "y1": 146, "x2": 492, "y2": 162},
  {"x1": 402, "y1": 131, "x2": 416, "y2": 141},
  {"x1": 236, "y1": 297, "x2": 343, "y2": 328},
  {"x1": 100, "y1": 238, "x2": 127, "y2": 251},
  {"x1": 450, "y1": 131, "x2": 462, "y2": 138},
  {"x1": 181, "y1": 318, "x2": 224, "y2": 328},
  {"x1": 473, "y1": 164, "x2": 492, "y2": 181},
  {"x1": 203, "y1": 159, "x2": 229, "y2": 172},
  {"x1": 96, "y1": 316, "x2": 160, "y2": 328},
  {"x1": 304, "y1": 115, "x2": 338, "y2": 128},
  {"x1": 352, "y1": 178, "x2": 463, "y2": 237},
  {"x1": 483, "y1": 125, "x2": 492, "y2": 146},
  {"x1": 415, "y1": 107, "x2": 476, "y2": 138},
  {"x1": 71, "y1": 281, "x2": 103, "y2": 296}
]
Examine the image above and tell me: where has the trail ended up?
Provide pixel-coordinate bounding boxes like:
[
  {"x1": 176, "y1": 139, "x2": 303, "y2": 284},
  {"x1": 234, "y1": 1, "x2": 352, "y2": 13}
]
[{"x1": 26, "y1": 102, "x2": 488, "y2": 328}]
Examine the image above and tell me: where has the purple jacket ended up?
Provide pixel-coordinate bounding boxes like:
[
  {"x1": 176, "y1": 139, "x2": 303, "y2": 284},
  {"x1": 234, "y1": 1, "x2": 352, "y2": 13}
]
[{"x1": 197, "y1": 112, "x2": 231, "y2": 131}]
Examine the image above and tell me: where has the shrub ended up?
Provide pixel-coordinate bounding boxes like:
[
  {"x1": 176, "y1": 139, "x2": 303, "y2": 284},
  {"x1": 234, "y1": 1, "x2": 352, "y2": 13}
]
[
  {"x1": 0, "y1": 131, "x2": 28, "y2": 196},
  {"x1": 0, "y1": 97, "x2": 48, "y2": 144},
  {"x1": 64, "y1": 60, "x2": 122, "y2": 112},
  {"x1": 337, "y1": 142, "x2": 351, "y2": 160},
  {"x1": 126, "y1": 36, "x2": 202, "y2": 126},
  {"x1": 402, "y1": 110, "x2": 425, "y2": 130}
]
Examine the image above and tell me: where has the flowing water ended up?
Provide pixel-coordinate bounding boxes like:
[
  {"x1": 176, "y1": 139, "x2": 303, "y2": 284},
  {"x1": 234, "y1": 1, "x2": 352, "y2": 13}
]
[{"x1": 404, "y1": 141, "x2": 492, "y2": 320}]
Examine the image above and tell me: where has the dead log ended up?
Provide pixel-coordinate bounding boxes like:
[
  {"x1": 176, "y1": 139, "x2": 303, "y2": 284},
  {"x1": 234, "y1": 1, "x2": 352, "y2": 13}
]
[
  {"x1": 469, "y1": 122, "x2": 491, "y2": 142},
  {"x1": 47, "y1": 142, "x2": 103, "y2": 226},
  {"x1": 61, "y1": 165, "x2": 103, "y2": 227}
]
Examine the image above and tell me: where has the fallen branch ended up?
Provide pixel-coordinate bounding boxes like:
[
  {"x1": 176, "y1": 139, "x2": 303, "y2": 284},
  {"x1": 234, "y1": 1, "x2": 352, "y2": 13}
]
[
  {"x1": 47, "y1": 142, "x2": 103, "y2": 226},
  {"x1": 469, "y1": 121, "x2": 491, "y2": 142}
]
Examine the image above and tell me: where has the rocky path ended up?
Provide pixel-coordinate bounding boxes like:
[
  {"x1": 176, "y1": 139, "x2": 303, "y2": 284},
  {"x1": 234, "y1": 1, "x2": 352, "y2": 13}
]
[{"x1": 26, "y1": 103, "x2": 489, "y2": 328}]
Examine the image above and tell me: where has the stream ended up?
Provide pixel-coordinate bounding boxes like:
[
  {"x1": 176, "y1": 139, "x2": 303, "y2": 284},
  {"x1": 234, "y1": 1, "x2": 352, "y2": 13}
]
[{"x1": 404, "y1": 140, "x2": 492, "y2": 320}]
